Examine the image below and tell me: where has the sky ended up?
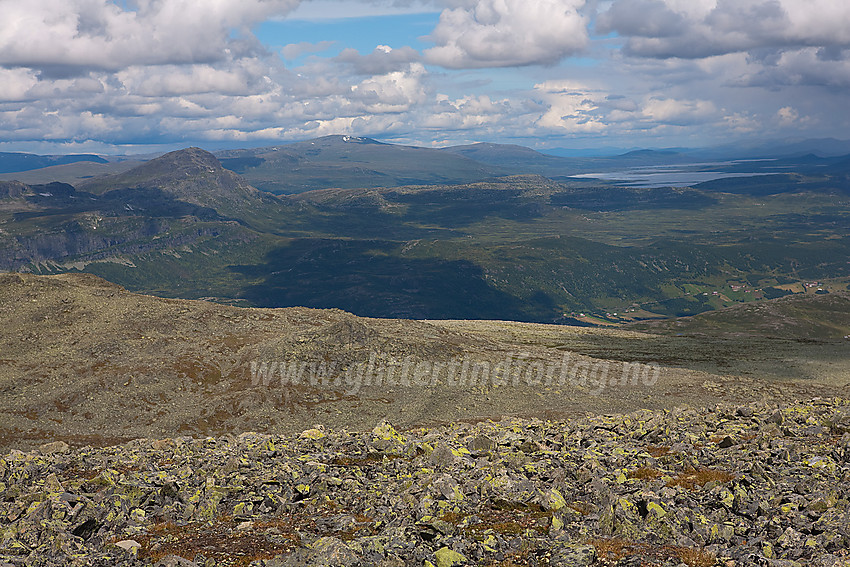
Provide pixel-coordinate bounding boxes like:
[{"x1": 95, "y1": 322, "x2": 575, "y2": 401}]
[{"x1": 1, "y1": 0, "x2": 850, "y2": 154}]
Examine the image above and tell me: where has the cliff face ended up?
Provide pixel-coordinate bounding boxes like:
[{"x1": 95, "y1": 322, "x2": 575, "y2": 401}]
[
  {"x1": 0, "y1": 180, "x2": 27, "y2": 199},
  {"x1": 0, "y1": 218, "x2": 240, "y2": 270},
  {"x1": 0, "y1": 181, "x2": 77, "y2": 199},
  {"x1": 0, "y1": 149, "x2": 279, "y2": 272}
]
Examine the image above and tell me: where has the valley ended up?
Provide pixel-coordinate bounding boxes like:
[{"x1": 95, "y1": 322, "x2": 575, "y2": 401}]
[
  {"x1": 2, "y1": 136, "x2": 849, "y2": 453},
  {"x1": 2, "y1": 138, "x2": 849, "y2": 324}
]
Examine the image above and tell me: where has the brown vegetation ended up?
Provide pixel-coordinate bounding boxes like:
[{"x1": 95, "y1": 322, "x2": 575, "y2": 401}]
[{"x1": 667, "y1": 468, "x2": 736, "y2": 490}]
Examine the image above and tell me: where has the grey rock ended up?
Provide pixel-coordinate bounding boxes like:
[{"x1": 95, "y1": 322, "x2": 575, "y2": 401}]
[
  {"x1": 4, "y1": 400, "x2": 850, "y2": 567},
  {"x1": 548, "y1": 543, "x2": 596, "y2": 566},
  {"x1": 768, "y1": 410, "x2": 785, "y2": 425},
  {"x1": 466, "y1": 435, "x2": 495, "y2": 456},
  {"x1": 267, "y1": 537, "x2": 361, "y2": 567},
  {"x1": 114, "y1": 539, "x2": 141, "y2": 552},
  {"x1": 38, "y1": 440, "x2": 70, "y2": 454},
  {"x1": 156, "y1": 556, "x2": 199, "y2": 567},
  {"x1": 737, "y1": 406, "x2": 755, "y2": 418},
  {"x1": 519, "y1": 439, "x2": 541, "y2": 453},
  {"x1": 429, "y1": 442, "x2": 458, "y2": 468}
]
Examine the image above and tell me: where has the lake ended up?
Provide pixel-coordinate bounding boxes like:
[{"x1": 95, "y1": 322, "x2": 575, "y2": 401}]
[{"x1": 569, "y1": 161, "x2": 784, "y2": 188}]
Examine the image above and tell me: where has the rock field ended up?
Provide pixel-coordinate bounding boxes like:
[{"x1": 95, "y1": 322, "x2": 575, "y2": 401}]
[{"x1": 2, "y1": 399, "x2": 849, "y2": 566}]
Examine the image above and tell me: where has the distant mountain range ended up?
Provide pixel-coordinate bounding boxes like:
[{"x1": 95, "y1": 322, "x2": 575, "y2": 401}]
[
  {"x1": 0, "y1": 151, "x2": 108, "y2": 174},
  {"x1": 704, "y1": 137, "x2": 850, "y2": 159},
  {"x1": 5, "y1": 135, "x2": 850, "y2": 192},
  {"x1": 214, "y1": 135, "x2": 510, "y2": 194},
  {"x1": 211, "y1": 137, "x2": 752, "y2": 192},
  {"x1": 2, "y1": 144, "x2": 849, "y2": 324}
]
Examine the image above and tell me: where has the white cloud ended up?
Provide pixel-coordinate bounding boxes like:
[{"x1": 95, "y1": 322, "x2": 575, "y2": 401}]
[
  {"x1": 532, "y1": 81, "x2": 605, "y2": 132},
  {"x1": 351, "y1": 63, "x2": 428, "y2": 112},
  {"x1": 117, "y1": 63, "x2": 269, "y2": 98},
  {"x1": 281, "y1": 41, "x2": 336, "y2": 61},
  {"x1": 335, "y1": 45, "x2": 421, "y2": 75},
  {"x1": 2, "y1": 0, "x2": 849, "y2": 152},
  {"x1": 284, "y1": 0, "x2": 438, "y2": 21},
  {"x1": 0, "y1": 104, "x2": 121, "y2": 141},
  {"x1": 777, "y1": 106, "x2": 798, "y2": 125},
  {"x1": 0, "y1": 0, "x2": 301, "y2": 74},
  {"x1": 641, "y1": 97, "x2": 717, "y2": 125},
  {"x1": 774, "y1": 105, "x2": 813, "y2": 128},
  {"x1": 425, "y1": 0, "x2": 588, "y2": 68},
  {"x1": 422, "y1": 94, "x2": 512, "y2": 131},
  {"x1": 722, "y1": 112, "x2": 760, "y2": 134},
  {"x1": 732, "y1": 47, "x2": 850, "y2": 88},
  {"x1": 0, "y1": 68, "x2": 40, "y2": 102},
  {"x1": 598, "y1": 0, "x2": 850, "y2": 59},
  {"x1": 593, "y1": 0, "x2": 850, "y2": 132}
]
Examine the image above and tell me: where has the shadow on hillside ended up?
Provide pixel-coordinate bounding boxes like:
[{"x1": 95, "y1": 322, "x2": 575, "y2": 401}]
[
  {"x1": 230, "y1": 239, "x2": 556, "y2": 321},
  {"x1": 12, "y1": 186, "x2": 222, "y2": 222},
  {"x1": 386, "y1": 186, "x2": 545, "y2": 228}
]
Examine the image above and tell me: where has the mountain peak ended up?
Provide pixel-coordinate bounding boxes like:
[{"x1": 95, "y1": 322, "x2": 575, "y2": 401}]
[
  {"x1": 145, "y1": 146, "x2": 223, "y2": 173},
  {"x1": 78, "y1": 147, "x2": 228, "y2": 193},
  {"x1": 293, "y1": 135, "x2": 388, "y2": 149},
  {"x1": 77, "y1": 147, "x2": 268, "y2": 215},
  {"x1": 324, "y1": 135, "x2": 384, "y2": 145}
]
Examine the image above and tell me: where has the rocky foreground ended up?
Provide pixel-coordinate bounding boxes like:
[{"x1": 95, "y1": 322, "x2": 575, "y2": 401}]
[{"x1": 2, "y1": 399, "x2": 850, "y2": 567}]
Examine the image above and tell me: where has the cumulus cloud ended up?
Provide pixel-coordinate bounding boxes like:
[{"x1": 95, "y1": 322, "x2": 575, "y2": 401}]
[
  {"x1": 777, "y1": 106, "x2": 798, "y2": 125},
  {"x1": 640, "y1": 97, "x2": 717, "y2": 125},
  {"x1": 425, "y1": 0, "x2": 588, "y2": 68},
  {"x1": 285, "y1": 0, "x2": 439, "y2": 20},
  {"x1": 335, "y1": 45, "x2": 421, "y2": 75},
  {"x1": 0, "y1": 0, "x2": 301, "y2": 74},
  {"x1": 598, "y1": 0, "x2": 850, "y2": 59},
  {"x1": 350, "y1": 62, "x2": 428, "y2": 112},
  {"x1": 2, "y1": 0, "x2": 848, "y2": 152},
  {"x1": 0, "y1": 69, "x2": 41, "y2": 102},
  {"x1": 422, "y1": 94, "x2": 513, "y2": 131},
  {"x1": 593, "y1": 0, "x2": 850, "y2": 112},
  {"x1": 281, "y1": 41, "x2": 335, "y2": 61},
  {"x1": 117, "y1": 63, "x2": 271, "y2": 98},
  {"x1": 532, "y1": 81, "x2": 605, "y2": 132},
  {"x1": 731, "y1": 47, "x2": 850, "y2": 88},
  {"x1": 722, "y1": 112, "x2": 760, "y2": 134}
]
